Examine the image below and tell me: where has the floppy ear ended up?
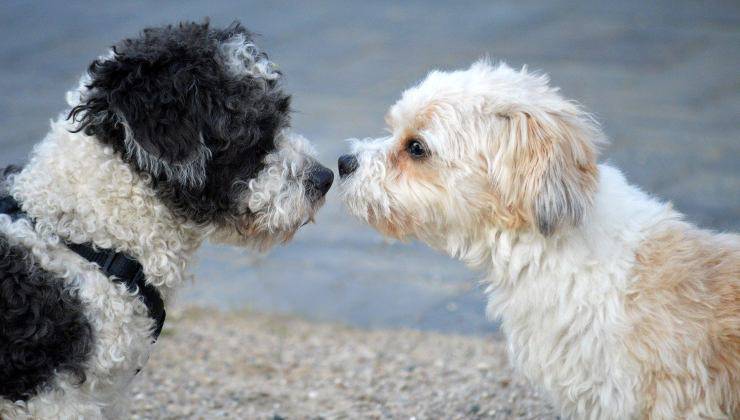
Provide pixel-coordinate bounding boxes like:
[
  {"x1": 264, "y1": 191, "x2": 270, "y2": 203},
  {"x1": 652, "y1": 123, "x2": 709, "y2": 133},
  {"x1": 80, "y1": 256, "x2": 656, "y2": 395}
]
[
  {"x1": 106, "y1": 60, "x2": 204, "y2": 166},
  {"x1": 502, "y1": 110, "x2": 600, "y2": 236},
  {"x1": 68, "y1": 49, "x2": 210, "y2": 186}
]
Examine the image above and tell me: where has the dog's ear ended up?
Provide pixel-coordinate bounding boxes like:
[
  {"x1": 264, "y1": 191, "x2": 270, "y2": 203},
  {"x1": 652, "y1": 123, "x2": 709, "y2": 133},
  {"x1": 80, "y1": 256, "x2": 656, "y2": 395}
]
[
  {"x1": 108, "y1": 63, "x2": 203, "y2": 166},
  {"x1": 68, "y1": 25, "x2": 215, "y2": 185},
  {"x1": 501, "y1": 110, "x2": 600, "y2": 236},
  {"x1": 88, "y1": 49, "x2": 207, "y2": 170}
]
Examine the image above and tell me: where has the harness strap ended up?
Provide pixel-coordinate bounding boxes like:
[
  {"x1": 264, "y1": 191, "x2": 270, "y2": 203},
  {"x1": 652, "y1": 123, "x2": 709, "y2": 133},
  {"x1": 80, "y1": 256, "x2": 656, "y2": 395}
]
[{"x1": 0, "y1": 195, "x2": 165, "y2": 340}]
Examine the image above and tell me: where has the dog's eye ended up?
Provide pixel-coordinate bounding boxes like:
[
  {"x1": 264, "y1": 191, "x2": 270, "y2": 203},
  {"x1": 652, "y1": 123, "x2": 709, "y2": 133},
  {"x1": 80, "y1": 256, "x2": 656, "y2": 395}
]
[{"x1": 406, "y1": 139, "x2": 427, "y2": 159}]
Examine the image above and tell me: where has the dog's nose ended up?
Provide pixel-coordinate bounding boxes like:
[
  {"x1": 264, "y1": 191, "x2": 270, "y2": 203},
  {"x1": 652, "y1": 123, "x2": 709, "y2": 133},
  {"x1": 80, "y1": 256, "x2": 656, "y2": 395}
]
[
  {"x1": 338, "y1": 154, "x2": 358, "y2": 178},
  {"x1": 306, "y1": 165, "x2": 334, "y2": 197}
]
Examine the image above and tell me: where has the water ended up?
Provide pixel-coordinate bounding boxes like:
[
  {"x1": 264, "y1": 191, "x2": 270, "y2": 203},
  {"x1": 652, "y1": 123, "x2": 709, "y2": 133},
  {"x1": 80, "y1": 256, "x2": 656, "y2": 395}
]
[{"x1": 1, "y1": 0, "x2": 738, "y2": 335}]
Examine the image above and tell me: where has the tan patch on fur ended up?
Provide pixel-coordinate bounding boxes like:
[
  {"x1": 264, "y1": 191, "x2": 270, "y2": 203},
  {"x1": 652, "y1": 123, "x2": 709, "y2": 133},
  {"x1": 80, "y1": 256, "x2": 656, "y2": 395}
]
[
  {"x1": 367, "y1": 207, "x2": 413, "y2": 240},
  {"x1": 220, "y1": 218, "x2": 299, "y2": 251},
  {"x1": 389, "y1": 139, "x2": 439, "y2": 187},
  {"x1": 491, "y1": 112, "x2": 599, "y2": 234},
  {"x1": 625, "y1": 222, "x2": 740, "y2": 417},
  {"x1": 412, "y1": 102, "x2": 439, "y2": 130},
  {"x1": 388, "y1": 103, "x2": 443, "y2": 187},
  {"x1": 376, "y1": 103, "x2": 448, "y2": 239},
  {"x1": 482, "y1": 185, "x2": 531, "y2": 231}
]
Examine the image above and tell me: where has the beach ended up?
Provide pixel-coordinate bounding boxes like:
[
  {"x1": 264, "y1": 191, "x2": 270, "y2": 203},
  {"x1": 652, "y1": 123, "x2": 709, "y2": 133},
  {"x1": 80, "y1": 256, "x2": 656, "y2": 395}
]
[{"x1": 130, "y1": 308, "x2": 555, "y2": 419}]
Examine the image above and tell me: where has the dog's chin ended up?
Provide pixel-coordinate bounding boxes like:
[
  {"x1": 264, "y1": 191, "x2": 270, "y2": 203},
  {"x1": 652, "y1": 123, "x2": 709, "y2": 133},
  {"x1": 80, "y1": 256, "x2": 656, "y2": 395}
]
[
  {"x1": 370, "y1": 215, "x2": 414, "y2": 241},
  {"x1": 210, "y1": 200, "x2": 325, "y2": 250},
  {"x1": 343, "y1": 200, "x2": 414, "y2": 241},
  {"x1": 211, "y1": 221, "x2": 299, "y2": 251}
]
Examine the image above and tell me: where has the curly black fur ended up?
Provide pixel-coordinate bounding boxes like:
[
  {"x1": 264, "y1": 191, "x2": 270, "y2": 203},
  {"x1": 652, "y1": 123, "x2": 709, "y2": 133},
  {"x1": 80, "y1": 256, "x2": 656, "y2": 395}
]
[
  {"x1": 68, "y1": 21, "x2": 291, "y2": 225},
  {"x1": 2, "y1": 166, "x2": 22, "y2": 178},
  {"x1": 0, "y1": 235, "x2": 94, "y2": 401}
]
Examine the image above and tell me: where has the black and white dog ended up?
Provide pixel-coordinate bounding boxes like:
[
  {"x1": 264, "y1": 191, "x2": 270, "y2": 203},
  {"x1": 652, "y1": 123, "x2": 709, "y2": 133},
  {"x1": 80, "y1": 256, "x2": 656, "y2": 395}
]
[{"x1": 0, "y1": 21, "x2": 333, "y2": 418}]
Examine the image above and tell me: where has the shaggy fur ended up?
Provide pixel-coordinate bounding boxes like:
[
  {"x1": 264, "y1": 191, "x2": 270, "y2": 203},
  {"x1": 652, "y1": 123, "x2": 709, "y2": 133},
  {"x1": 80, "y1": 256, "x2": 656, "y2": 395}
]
[
  {"x1": 0, "y1": 21, "x2": 331, "y2": 418},
  {"x1": 338, "y1": 60, "x2": 739, "y2": 419},
  {"x1": 0, "y1": 235, "x2": 94, "y2": 402},
  {"x1": 67, "y1": 22, "x2": 293, "y2": 224}
]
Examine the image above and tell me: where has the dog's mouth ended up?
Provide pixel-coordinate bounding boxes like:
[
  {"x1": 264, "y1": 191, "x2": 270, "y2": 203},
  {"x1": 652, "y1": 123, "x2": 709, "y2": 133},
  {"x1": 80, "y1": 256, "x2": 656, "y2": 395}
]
[
  {"x1": 215, "y1": 157, "x2": 330, "y2": 250},
  {"x1": 243, "y1": 194, "x2": 323, "y2": 233}
]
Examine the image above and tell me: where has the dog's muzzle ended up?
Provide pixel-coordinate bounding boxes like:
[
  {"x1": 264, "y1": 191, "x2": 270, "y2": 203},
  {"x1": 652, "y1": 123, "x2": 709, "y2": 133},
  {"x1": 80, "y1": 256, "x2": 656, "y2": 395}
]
[{"x1": 305, "y1": 164, "x2": 334, "y2": 199}]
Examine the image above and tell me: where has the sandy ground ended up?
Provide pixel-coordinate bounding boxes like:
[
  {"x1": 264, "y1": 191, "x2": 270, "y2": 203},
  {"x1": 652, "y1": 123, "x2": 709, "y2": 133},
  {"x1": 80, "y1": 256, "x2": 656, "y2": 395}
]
[{"x1": 130, "y1": 308, "x2": 555, "y2": 419}]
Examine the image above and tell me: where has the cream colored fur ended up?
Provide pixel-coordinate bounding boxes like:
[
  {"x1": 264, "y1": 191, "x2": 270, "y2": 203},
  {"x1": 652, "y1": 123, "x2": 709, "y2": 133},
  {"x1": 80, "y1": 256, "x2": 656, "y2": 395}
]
[{"x1": 339, "y1": 60, "x2": 739, "y2": 419}]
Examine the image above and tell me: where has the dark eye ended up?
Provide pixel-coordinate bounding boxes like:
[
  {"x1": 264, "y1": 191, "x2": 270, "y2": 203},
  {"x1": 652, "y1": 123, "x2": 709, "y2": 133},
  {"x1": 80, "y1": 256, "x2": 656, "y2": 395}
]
[{"x1": 406, "y1": 139, "x2": 427, "y2": 158}]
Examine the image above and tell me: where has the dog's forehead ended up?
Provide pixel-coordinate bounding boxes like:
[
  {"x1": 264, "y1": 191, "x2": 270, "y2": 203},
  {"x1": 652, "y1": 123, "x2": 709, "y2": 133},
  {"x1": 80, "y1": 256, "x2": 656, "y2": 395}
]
[
  {"x1": 389, "y1": 67, "x2": 488, "y2": 129},
  {"x1": 390, "y1": 62, "x2": 551, "y2": 124},
  {"x1": 383, "y1": 76, "x2": 479, "y2": 158}
]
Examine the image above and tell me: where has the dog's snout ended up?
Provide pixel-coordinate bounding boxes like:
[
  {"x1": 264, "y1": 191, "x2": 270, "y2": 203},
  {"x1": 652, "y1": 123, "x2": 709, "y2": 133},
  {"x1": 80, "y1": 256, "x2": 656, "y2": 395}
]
[
  {"x1": 306, "y1": 165, "x2": 334, "y2": 197},
  {"x1": 338, "y1": 154, "x2": 358, "y2": 178}
]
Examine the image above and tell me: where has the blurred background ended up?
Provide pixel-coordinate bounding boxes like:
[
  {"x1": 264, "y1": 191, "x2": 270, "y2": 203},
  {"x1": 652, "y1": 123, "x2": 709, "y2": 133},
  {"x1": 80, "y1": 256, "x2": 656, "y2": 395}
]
[{"x1": 1, "y1": 0, "x2": 738, "y2": 335}]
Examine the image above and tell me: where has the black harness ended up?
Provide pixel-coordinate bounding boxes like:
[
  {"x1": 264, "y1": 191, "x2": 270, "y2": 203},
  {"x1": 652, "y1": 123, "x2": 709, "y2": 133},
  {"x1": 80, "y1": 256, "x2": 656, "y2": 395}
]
[{"x1": 0, "y1": 195, "x2": 165, "y2": 340}]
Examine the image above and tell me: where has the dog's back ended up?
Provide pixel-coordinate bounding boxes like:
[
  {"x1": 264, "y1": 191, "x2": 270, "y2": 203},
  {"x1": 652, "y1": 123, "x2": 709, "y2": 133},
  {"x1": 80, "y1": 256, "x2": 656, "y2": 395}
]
[{"x1": 626, "y1": 221, "x2": 740, "y2": 417}]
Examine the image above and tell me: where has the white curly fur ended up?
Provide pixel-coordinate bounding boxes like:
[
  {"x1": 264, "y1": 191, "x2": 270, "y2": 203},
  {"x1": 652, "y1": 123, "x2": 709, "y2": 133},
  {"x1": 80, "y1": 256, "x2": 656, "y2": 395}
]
[
  {"x1": 0, "y1": 92, "x2": 323, "y2": 417},
  {"x1": 339, "y1": 60, "x2": 739, "y2": 419},
  {"x1": 0, "y1": 118, "x2": 197, "y2": 418},
  {"x1": 218, "y1": 34, "x2": 280, "y2": 80},
  {"x1": 208, "y1": 130, "x2": 325, "y2": 251},
  {"x1": 245, "y1": 133, "x2": 317, "y2": 230}
]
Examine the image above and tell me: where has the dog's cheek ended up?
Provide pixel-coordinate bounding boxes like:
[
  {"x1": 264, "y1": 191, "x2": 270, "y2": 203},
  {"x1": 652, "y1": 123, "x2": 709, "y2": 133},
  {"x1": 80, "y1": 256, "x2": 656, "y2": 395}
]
[{"x1": 365, "y1": 204, "x2": 414, "y2": 240}]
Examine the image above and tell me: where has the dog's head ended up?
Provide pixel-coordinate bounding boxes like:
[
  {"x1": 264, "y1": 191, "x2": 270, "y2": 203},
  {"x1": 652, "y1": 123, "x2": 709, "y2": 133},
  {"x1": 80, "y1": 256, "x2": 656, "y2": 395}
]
[
  {"x1": 68, "y1": 21, "x2": 332, "y2": 249},
  {"x1": 338, "y1": 60, "x2": 602, "y2": 245}
]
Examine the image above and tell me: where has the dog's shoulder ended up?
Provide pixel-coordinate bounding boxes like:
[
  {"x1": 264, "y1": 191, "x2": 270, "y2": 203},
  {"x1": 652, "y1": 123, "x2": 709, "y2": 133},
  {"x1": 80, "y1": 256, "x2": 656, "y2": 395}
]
[{"x1": 0, "y1": 233, "x2": 94, "y2": 402}]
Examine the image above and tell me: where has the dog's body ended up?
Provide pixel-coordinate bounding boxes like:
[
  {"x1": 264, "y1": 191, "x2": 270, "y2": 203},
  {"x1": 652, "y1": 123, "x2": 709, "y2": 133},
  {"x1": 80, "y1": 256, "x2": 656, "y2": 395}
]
[
  {"x1": 0, "y1": 22, "x2": 332, "y2": 418},
  {"x1": 338, "y1": 61, "x2": 739, "y2": 419}
]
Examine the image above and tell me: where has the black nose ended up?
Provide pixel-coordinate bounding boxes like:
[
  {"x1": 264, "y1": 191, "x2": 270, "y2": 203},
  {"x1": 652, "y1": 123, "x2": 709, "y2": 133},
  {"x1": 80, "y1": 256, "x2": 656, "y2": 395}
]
[
  {"x1": 338, "y1": 154, "x2": 358, "y2": 178},
  {"x1": 306, "y1": 165, "x2": 334, "y2": 198}
]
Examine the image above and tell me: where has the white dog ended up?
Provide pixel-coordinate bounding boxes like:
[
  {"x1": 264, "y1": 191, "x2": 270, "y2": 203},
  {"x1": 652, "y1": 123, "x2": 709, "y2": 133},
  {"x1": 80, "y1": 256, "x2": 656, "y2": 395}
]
[
  {"x1": 337, "y1": 60, "x2": 739, "y2": 419},
  {"x1": 0, "y1": 22, "x2": 332, "y2": 418}
]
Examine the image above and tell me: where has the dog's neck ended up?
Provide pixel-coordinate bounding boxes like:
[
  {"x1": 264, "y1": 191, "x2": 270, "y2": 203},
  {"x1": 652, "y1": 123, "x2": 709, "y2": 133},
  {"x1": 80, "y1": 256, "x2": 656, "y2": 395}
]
[
  {"x1": 448, "y1": 164, "x2": 671, "y2": 313},
  {"x1": 9, "y1": 118, "x2": 211, "y2": 299}
]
